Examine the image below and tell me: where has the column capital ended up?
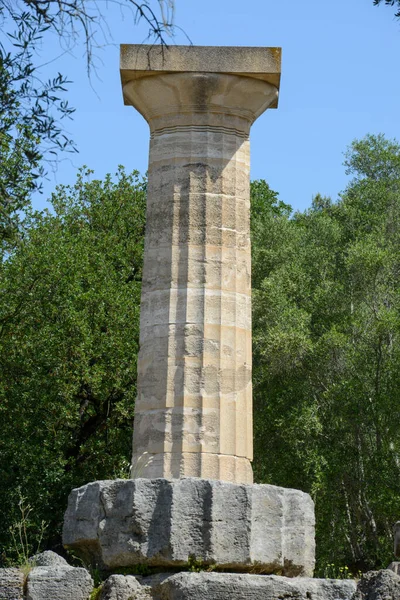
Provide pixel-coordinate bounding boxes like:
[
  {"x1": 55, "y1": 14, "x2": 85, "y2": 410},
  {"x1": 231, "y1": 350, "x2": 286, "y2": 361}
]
[{"x1": 120, "y1": 45, "x2": 281, "y2": 135}]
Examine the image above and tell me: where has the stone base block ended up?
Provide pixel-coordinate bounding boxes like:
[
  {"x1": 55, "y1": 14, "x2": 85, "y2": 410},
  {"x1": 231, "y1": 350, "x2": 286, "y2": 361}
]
[
  {"x1": 99, "y1": 573, "x2": 356, "y2": 600},
  {"x1": 63, "y1": 477, "x2": 315, "y2": 576},
  {"x1": 157, "y1": 573, "x2": 357, "y2": 600}
]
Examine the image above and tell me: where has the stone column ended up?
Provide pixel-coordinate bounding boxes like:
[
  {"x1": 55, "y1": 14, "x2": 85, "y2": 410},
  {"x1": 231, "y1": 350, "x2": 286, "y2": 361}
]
[
  {"x1": 121, "y1": 45, "x2": 281, "y2": 484},
  {"x1": 63, "y1": 47, "x2": 316, "y2": 579}
]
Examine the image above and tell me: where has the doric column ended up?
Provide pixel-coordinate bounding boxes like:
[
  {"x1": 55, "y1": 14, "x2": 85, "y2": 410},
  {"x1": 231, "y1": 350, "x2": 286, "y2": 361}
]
[{"x1": 121, "y1": 45, "x2": 281, "y2": 484}]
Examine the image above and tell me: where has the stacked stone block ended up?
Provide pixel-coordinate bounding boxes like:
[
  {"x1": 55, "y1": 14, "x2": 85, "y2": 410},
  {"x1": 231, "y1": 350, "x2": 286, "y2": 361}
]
[{"x1": 120, "y1": 45, "x2": 281, "y2": 483}]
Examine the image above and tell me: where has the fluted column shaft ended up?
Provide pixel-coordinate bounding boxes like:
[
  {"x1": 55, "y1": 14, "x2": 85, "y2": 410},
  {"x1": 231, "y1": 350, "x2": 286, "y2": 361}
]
[{"x1": 123, "y1": 70, "x2": 278, "y2": 484}]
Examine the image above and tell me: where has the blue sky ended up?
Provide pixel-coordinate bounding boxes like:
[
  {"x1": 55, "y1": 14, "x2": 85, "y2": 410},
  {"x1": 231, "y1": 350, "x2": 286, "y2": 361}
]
[{"x1": 30, "y1": 0, "x2": 400, "y2": 213}]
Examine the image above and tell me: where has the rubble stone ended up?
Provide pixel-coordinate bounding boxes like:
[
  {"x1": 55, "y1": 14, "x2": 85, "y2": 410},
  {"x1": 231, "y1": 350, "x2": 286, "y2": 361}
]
[
  {"x1": 0, "y1": 568, "x2": 24, "y2": 600},
  {"x1": 26, "y1": 565, "x2": 93, "y2": 600}
]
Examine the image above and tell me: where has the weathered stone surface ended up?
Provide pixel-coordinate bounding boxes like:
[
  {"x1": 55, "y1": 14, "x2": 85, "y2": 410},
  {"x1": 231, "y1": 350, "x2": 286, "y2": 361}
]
[
  {"x1": 99, "y1": 572, "x2": 357, "y2": 600},
  {"x1": 63, "y1": 477, "x2": 315, "y2": 575},
  {"x1": 100, "y1": 573, "x2": 175, "y2": 600},
  {"x1": 99, "y1": 572, "x2": 173, "y2": 600},
  {"x1": 26, "y1": 565, "x2": 93, "y2": 600},
  {"x1": 354, "y1": 569, "x2": 400, "y2": 599},
  {"x1": 0, "y1": 568, "x2": 24, "y2": 600},
  {"x1": 120, "y1": 46, "x2": 281, "y2": 483},
  {"x1": 388, "y1": 561, "x2": 400, "y2": 576},
  {"x1": 394, "y1": 521, "x2": 400, "y2": 557},
  {"x1": 99, "y1": 574, "x2": 142, "y2": 600},
  {"x1": 29, "y1": 550, "x2": 68, "y2": 567},
  {"x1": 156, "y1": 572, "x2": 357, "y2": 600},
  {"x1": 120, "y1": 44, "x2": 281, "y2": 92}
]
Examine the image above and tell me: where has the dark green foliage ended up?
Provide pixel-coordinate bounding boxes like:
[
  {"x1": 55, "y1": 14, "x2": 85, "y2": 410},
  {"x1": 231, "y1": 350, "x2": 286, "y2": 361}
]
[
  {"x1": 0, "y1": 7, "x2": 76, "y2": 254},
  {"x1": 0, "y1": 167, "x2": 146, "y2": 565},
  {"x1": 252, "y1": 134, "x2": 400, "y2": 574}
]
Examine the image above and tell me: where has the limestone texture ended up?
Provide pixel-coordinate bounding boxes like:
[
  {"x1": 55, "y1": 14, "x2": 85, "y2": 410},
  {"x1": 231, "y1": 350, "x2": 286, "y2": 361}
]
[
  {"x1": 0, "y1": 568, "x2": 361, "y2": 600},
  {"x1": 63, "y1": 477, "x2": 315, "y2": 575},
  {"x1": 121, "y1": 45, "x2": 281, "y2": 483},
  {"x1": 29, "y1": 550, "x2": 68, "y2": 567},
  {"x1": 99, "y1": 572, "x2": 357, "y2": 600},
  {"x1": 120, "y1": 44, "x2": 281, "y2": 94},
  {"x1": 0, "y1": 568, "x2": 24, "y2": 600},
  {"x1": 99, "y1": 574, "x2": 142, "y2": 600},
  {"x1": 99, "y1": 574, "x2": 174, "y2": 600},
  {"x1": 353, "y1": 569, "x2": 400, "y2": 599},
  {"x1": 26, "y1": 565, "x2": 93, "y2": 600},
  {"x1": 154, "y1": 572, "x2": 356, "y2": 600}
]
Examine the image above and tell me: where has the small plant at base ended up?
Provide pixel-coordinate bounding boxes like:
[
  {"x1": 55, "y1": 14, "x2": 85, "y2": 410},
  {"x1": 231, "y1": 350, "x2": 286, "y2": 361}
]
[
  {"x1": 89, "y1": 586, "x2": 102, "y2": 600},
  {"x1": 9, "y1": 493, "x2": 47, "y2": 568},
  {"x1": 187, "y1": 556, "x2": 204, "y2": 572},
  {"x1": 187, "y1": 556, "x2": 215, "y2": 573},
  {"x1": 130, "y1": 452, "x2": 154, "y2": 479},
  {"x1": 134, "y1": 563, "x2": 152, "y2": 576},
  {"x1": 322, "y1": 563, "x2": 355, "y2": 580},
  {"x1": 249, "y1": 561, "x2": 276, "y2": 575},
  {"x1": 113, "y1": 458, "x2": 131, "y2": 479},
  {"x1": 65, "y1": 550, "x2": 105, "y2": 585},
  {"x1": 114, "y1": 564, "x2": 152, "y2": 577},
  {"x1": 64, "y1": 548, "x2": 85, "y2": 568},
  {"x1": 89, "y1": 566, "x2": 103, "y2": 588}
]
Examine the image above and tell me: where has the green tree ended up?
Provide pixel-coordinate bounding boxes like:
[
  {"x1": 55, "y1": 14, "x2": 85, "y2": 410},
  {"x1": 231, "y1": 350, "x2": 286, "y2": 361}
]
[
  {"x1": 252, "y1": 134, "x2": 400, "y2": 573},
  {"x1": 0, "y1": 8, "x2": 77, "y2": 252},
  {"x1": 0, "y1": 1, "x2": 175, "y2": 251},
  {"x1": 0, "y1": 167, "x2": 146, "y2": 564}
]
